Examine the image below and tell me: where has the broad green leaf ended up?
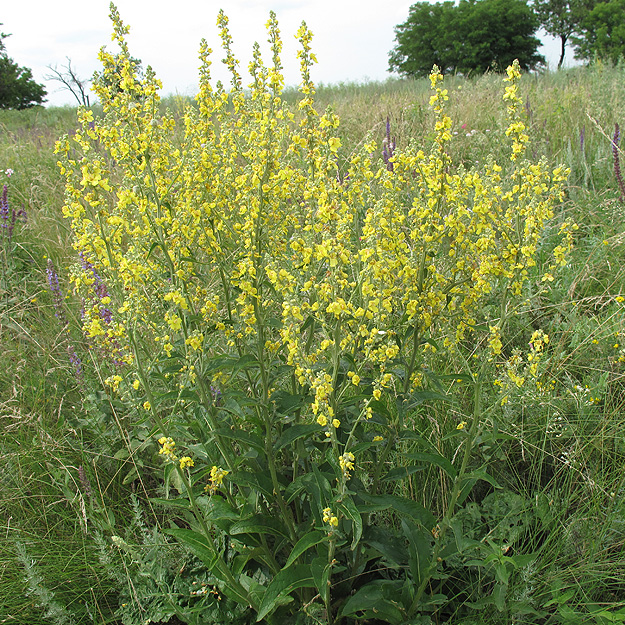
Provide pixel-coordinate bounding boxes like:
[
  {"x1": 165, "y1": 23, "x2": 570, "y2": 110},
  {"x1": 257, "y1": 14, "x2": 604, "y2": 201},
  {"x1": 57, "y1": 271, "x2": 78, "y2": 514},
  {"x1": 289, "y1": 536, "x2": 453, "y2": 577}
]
[
  {"x1": 150, "y1": 497, "x2": 190, "y2": 510},
  {"x1": 285, "y1": 531, "x2": 327, "y2": 568},
  {"x1": 211, "y1": 427, "x2": 265, "y2": 454},
  {"x1": 340, "y1": 580, "x2": 406, "y2": 624},
  {"x1": 196, "y1": 495, "x2": 240, "y2": 521},
  {"x1": 405, "y1": 390, "x2": 451, "y2": 409},
  {"x1": 256, "y1": 564, "x2": 315, "y2": 621},
  {"x1": 231, "y1": 354, "x2": 260, "y2": 372},
  {"x1": 229, "y1": 514, "x2": 290, "y2": 540},
  {"x1": 155, "y1": 389, "x2": 200, "y2": 405},
  {"x1": 165, "y1": 528, "x2": 218, "y2": 570},
  {"x1": 405, "y1": 452, "x2": 457, "y2": 478},
  {"x1": 274, "y1": 424, "x2": 319, "y2": 451},
  {"x1": 492, "y1": 581, "x2": 508, "y2": 611},
  {"x1": 362, "y1": 526, "x2": 407, "y2": 567},
  {"x1": 337, "y1": 496, "x2": 363, "y2": 549},
  {"x1": 381, "y1": 465, "x2": 425, "y2": 481},
  {"x1": 311, "y1": 556, "x2": 334, "y2": 604},
  {"x1": 367, "y1": 399, "x2": 392, "y2": 418},
  {"x1": 270, "y1": 391, "x2": 312, "y2": 415},
  {"x1": 358, "y1": 493, "x2": 435, "y2": 528},
  {"x1": 231, "y1": 471, "x2": 274, "y2": 498}
]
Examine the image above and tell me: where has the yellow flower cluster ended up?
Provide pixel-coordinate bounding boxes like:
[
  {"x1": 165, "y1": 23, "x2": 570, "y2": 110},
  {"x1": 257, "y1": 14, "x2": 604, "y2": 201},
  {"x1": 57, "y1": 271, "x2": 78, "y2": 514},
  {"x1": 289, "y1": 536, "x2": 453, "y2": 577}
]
[
  {"x1": 205, "y1": 466, "x2": 229, "y2": 495},
  {"x1": 158, "y1": 437, "x2": 177, "y2": 461},
  {"x1": 322, "y1": 507, "x2": 339, "y2": 528},
  {"x1": 339, "y1": 452, "x2": 355, "y2": 479}
]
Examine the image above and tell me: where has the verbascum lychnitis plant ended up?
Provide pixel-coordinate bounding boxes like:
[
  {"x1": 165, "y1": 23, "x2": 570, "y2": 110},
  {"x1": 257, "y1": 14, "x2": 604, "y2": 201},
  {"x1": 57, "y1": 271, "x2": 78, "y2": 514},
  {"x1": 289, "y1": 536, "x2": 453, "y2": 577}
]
[{"x1": 55, "y1": 3, "x2": 574, "y2": 623}]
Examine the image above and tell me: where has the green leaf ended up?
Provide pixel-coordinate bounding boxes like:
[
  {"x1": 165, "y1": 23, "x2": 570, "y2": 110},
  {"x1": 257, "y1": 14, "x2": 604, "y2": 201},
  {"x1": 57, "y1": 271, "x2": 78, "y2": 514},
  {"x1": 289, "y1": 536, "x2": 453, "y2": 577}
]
[
  {"x1": 155, "y1": 389, "x2": 200, "y2": 405},
  {"x1": 340, "y1": 580, "x2": 406, "y2": 624},
  {"x1": 165, "y1": 528, "x2": 218, "y2": 569},
  {"x1": 256, "y1": 564, "x2": 315, "y2": 621},
  {"x1": 150, "y1": 497, "x2": 191, "y2": 510},
  {"x1": 358, "y1": 493, "x2": 435, "y2": 528},
  {"x1": 381, "y1": 465, "x2": 425, "y2": 481},
  {"x1": 362, "y1": 526, "x2": 406, "y2": 567},
  {"x1": 405, "y1": 452, "x2": 457, "y2": 478},
  {"x1": 196, "y1": 495, "x2": 240, "y2": 521},
  {"x1": 231, "y1": 354, "x2": 260, "y2": 372},
  {"x1": 285, "y1": 531, "x2": 327, "y2": 568},
  {"x1": 311, "y1": 556, "x2": 328, "y2": 602},
  {"x1": 301, "y1": 467, "x2": 333, "y2": 513},
  {"x1": 492, "y1": 581, "x2": 508, "y2": 611},
  {"x1": 405, "y1": 390, "x2": 450, "y2": 409},
  {"x1": 274, "y1": 424, "x2": 319, "y2": 451},
  {"x1": 367, "y1": 399, "x2": 392, "y2": 418},
  {"x1": 337, "y1": 496, "x2": 363, "y2": 550},
  {"x1": 231, "y1": 471, "x2": 274, "y2": 498},
  {"x1": 271, "y1": 391, "x2": 312, "y2": 415},
  {"x1": 212, "y1": 427, "x2": 265, "y2": 454},
  {"x1": 229, "y1": 514, "x2": 290, "y2": 540}
]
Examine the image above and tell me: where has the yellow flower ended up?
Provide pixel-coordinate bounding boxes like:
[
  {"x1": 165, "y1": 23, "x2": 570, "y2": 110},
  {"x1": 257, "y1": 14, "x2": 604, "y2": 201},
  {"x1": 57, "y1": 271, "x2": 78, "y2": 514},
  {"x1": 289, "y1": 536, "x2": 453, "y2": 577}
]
[
  {"x1": 322, "y1": 507, "x2": 339, "y2": 528},
  {"x1": 328, "y1": 137, "x2": 341, "y2": 153},
  {"x1": 205, "y1": 466, "x2": 229, "y2": 495},
  {"x1": 457, "y1": 421, "x2": 467, "y2": 430},
  {"x1": 179, "y1": 456, "x2": 194, "y2": 470},
  {"x1": 158, "y1": 437, "x2": 177, "y2": 461}
]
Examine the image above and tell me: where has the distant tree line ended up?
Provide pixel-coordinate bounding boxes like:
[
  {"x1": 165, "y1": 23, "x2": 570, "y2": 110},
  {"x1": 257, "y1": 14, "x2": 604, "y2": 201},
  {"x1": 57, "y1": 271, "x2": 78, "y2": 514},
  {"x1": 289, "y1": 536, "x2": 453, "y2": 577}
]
[{"x1": 389, "y1": 0, "x2": 625, "y2": 77}]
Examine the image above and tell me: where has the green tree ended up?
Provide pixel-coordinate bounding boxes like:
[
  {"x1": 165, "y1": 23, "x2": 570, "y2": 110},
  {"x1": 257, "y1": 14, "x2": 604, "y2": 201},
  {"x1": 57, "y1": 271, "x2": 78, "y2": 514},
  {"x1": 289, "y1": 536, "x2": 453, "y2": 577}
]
[
  {"x1": 533, "y1": 0, "x2": 594, "y2": 68},
  {"x1": 389, "y1": 0, "x2": 545, "y2": 77},
  {"x1": 573, "y1": 0, "x2": 625, "y2": 63},
  {"x1": 388, "y1": 2, "x2": 459, "y2": 76},
  {"x1": 0, "y1": 27, "x2": 46, "y2": 109}
]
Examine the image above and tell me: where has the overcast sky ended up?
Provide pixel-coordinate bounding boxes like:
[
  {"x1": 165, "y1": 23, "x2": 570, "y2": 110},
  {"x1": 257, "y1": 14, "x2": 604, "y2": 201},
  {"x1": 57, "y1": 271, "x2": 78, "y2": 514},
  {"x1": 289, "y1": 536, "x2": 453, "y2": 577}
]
[{"x1": 2, "y1": 0, "x2": 577, "y2": 107}]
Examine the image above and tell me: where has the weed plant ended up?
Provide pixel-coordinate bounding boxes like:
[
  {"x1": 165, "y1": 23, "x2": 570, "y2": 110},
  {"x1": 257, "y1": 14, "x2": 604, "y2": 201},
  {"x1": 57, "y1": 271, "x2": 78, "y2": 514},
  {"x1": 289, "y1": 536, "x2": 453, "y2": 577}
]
[{"x1": 2, "y1": 5, "x2": 625, "y2": 625}]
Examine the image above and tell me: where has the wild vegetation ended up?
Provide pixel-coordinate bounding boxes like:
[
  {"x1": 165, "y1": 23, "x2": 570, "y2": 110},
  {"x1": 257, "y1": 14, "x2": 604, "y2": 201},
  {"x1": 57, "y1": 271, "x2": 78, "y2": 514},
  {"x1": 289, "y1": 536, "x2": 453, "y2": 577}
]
[{"x1": 2, "y1": 7, "x2": 625, "y2": 625}]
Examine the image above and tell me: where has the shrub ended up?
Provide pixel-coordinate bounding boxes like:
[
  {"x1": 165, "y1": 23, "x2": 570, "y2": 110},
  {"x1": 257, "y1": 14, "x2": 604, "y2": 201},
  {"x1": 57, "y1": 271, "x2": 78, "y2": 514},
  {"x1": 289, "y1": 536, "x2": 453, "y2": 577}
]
[{"x1": 55, "y1": 4, "x2": 573, "y2": 623}]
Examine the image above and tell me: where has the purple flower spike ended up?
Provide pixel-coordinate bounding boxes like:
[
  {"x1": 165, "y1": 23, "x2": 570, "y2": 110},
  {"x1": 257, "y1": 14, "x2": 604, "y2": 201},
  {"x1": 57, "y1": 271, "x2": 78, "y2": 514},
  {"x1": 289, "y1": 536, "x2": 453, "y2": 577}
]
[
  {"x1": 1, "y1": 185, "x2": 27, "y2": 245},
  {"x1": 46, "y1": 258, "x2": 84, "y2": 382},
  {"x1": 580, "y1": 125, "x2": 585, "y2": 152},
  {"x1": 382, "y1": 116, "x2": 396, "y2": 172}
]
